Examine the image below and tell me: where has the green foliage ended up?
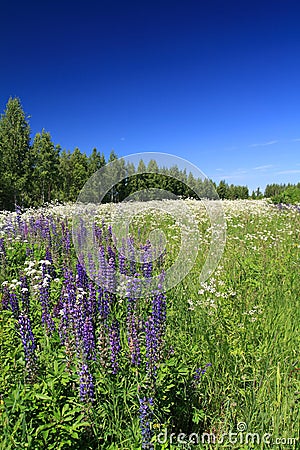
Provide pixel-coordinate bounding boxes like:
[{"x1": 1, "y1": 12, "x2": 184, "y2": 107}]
[
  {"x1": 264, "y1": 182, "x2": 287, "y2": 198},
  {"x1": 217, "y1": 180, "x2": 249, "y2": 200},
  {"x1": 1, "y1": 200, "x2": 299, "y2": 448},
  {"x1": 31, "y1": 129, "x2": 60, "y2": 205},
  {"x1": 271, "y1": 185, "x2": 300, "y2": 204},
  {"x1": 0, "y1": 97, "x2": 31, "y2": 210},
  {"x1": 2, "y1": 97, "x2": 299, "y2": 211}
]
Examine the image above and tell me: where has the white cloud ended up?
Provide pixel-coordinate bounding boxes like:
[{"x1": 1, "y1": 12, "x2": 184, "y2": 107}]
[
  {"x1": 276, "y1": 169, "x2": 300, "y2": 175},
  {"x1": 214, "y1": 169, "x2": 250, "y2": 180},
  {"x1": 249, "y1": 140, "x2": 278, "y2": 148},
  {"x1": 253, "y1": 164, "x2": 275, "y2": 170}
]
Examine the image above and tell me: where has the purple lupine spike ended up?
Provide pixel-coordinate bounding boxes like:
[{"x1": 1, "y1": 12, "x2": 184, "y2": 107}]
[
  {"x1": 59, "y1": 269, "x2": 76, "y2": 347},
  {"x1": 76, "y1": 262, "x2": 89, "y2": 291},
  {"x1": 127, "y1": 314, "x2": 141, "y2": 366},
  {"x1": 45, "y1": 247, "x2": 53, "y2": 264},
  {"x1": 126, "y1": 277, "x2": 141, "y2": 365},
  {"x1": 109, "y1": 320, "x2": 121, "y2": 374},
  {"x1": 87, "y1": 281, "x2": 97, "y2": 319},
  {"x1": 107, "y1": 245, "x2": 115, "y2": 263},
  {"x1": 79, "y1": 363, "x2": 95, "y2": 403},
  {"x1": 0, "y1": 238, "x2": 6, "y2": 259},
  {"x1": 145, "y1": 317, "x2": 158, "y2": 381},
  {"x1": 97, "y1": 286, "x2": 110, "y2": 320},
  {"x1": 119, "y1": 250, "x2": 127, "y2": 275},
  {"x1": 151, "y1": 289, "x2": 166, "y2": 355},
  {"x1": 139, "y1": 397, "x2": 154, "y2": 450},
  {"x1": 20, "y1": 276, "x2": 30, "y2": 313},
  {"x1": 18, "y1": 312, "x2": 37, "y2": 380},
  {"x1": 9, "y1": 292, "x2": 19, "y2": 318},
  {"x1": 39, "y1": 263, "x2": 55, "y2": 335},
  {"x1": 107, "y1": 256, "x2": 116, "y2": 293},
  {"x1": 83, "y1": 315, "x2": 96, "y2": 360}
]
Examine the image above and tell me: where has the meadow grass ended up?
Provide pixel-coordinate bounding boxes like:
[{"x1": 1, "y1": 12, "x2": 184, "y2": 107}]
[{"x1": 0, "y1": 199, "x2": 299, "y2": 449}]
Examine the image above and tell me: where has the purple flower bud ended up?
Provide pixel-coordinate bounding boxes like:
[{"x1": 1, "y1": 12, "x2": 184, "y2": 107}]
[
  {"x1": 109, "y1": 320, "x2": 121, "y2": 374},
  {"x1": 18, "y1": 312, "x2": 37, "y2": 380},
  {"x1": 39, "y1": 263, "x2": 55, "y2": 335},
  {"x1": 139, "y1": 396, "x2": 154, "y2": 449},
  {"x1": 79, "y1": 363, "x2": 95, "y2": 403}
]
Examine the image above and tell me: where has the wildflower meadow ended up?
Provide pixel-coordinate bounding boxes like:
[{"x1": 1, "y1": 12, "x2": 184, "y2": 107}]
[{"x1": 0, "y1": 199, "x2": 299, "y2": 449}]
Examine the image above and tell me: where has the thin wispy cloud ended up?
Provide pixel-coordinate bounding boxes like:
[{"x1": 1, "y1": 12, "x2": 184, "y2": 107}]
[
  {"x1": 214, "y1": 168, "x2": 250, "y2": 180},
  {"x1": 253, "y1": 164, "x2": 275, "y2": 170},
  {"x1": 291, "y1": 138, "x2": 300, "y2": 142},
  {"x1": 249, "y1": 140, "x2": 278, "y2": 148},
  {"x1": 276, "y1": 169, "x2": 300, "y2": 175}
]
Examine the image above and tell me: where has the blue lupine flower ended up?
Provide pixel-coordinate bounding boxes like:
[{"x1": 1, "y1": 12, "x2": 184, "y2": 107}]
[
  {"x1": 145, "y1": 317, "x2": 158, "y2": 381},
  {"x1": 9, "y1": 292, "x2": 19, "y2": 318},
  {"x1": 83, "y1": 315, "x2": 96, "y2": 360},
  {"x1": 0, "y1": 238, "x2": 6, "y2": 259},
  {"x1": 39, "y1": 263, "x2": 55, "y2": 335},
  {"x1": 139, "y1": 396, "x2": 154, "y2": 449},
  {"x1": 194, "y1": 363, "x2": 212, "y2": 382},
  {"x1": 109, "y1": 320, "x2": 121, "y2": 374},
  {"x1": 20, "y1": 275, "x2": 30, "y2": 313},
  {"x1": 79, "y1": 363, "x2": 95, "y2": 403},
  {"x1": 18, "y1": 312, "x2": 37, "y2": 379}
]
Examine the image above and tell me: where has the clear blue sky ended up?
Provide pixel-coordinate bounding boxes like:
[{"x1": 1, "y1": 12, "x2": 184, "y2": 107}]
[{"x1": 1, "y1": 0, "x2": 300, "y2": 192}]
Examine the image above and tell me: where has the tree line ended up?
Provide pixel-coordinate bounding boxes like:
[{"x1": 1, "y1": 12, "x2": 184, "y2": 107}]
[{"x1": 0, "y1": 97, "x2": 299, "y2": 211}]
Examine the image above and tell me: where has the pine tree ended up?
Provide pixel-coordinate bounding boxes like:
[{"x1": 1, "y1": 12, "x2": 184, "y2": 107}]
[
  {"x1": 69, "y1": 148, "x2": 89, "y2": 201},
  {"x1": 217, "y1": 180, "x2": 228, "y2": 199},
  {"x1": 0, "y1": 97, "x2": 31, "y2": 210},
  {"x1": 88, "y1": 148, "x2": 106, "y2": 176},
  {"x1": 31, "y1": 129, "x2": 60, "y2": 204},
  {"x1": 58, "y1": 149, "x2": 73, "y2": 201}
]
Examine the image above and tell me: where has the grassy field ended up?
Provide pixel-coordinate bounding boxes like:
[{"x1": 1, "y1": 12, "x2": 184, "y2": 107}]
[{"x1": 0, "y1": 199, "x2": 299, "y2": 449}]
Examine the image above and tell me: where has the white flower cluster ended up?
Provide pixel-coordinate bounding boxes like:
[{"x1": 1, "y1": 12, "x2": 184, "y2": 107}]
[
  {"x1": 243, "y1": 305, "x2": 263, "y2": 322},
  {"x1": 2, "y1": 279, "x2": 22, "y2": 291},
  {"x1": 187, "y1": 275, "x2": 236, "y2": 312}
]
